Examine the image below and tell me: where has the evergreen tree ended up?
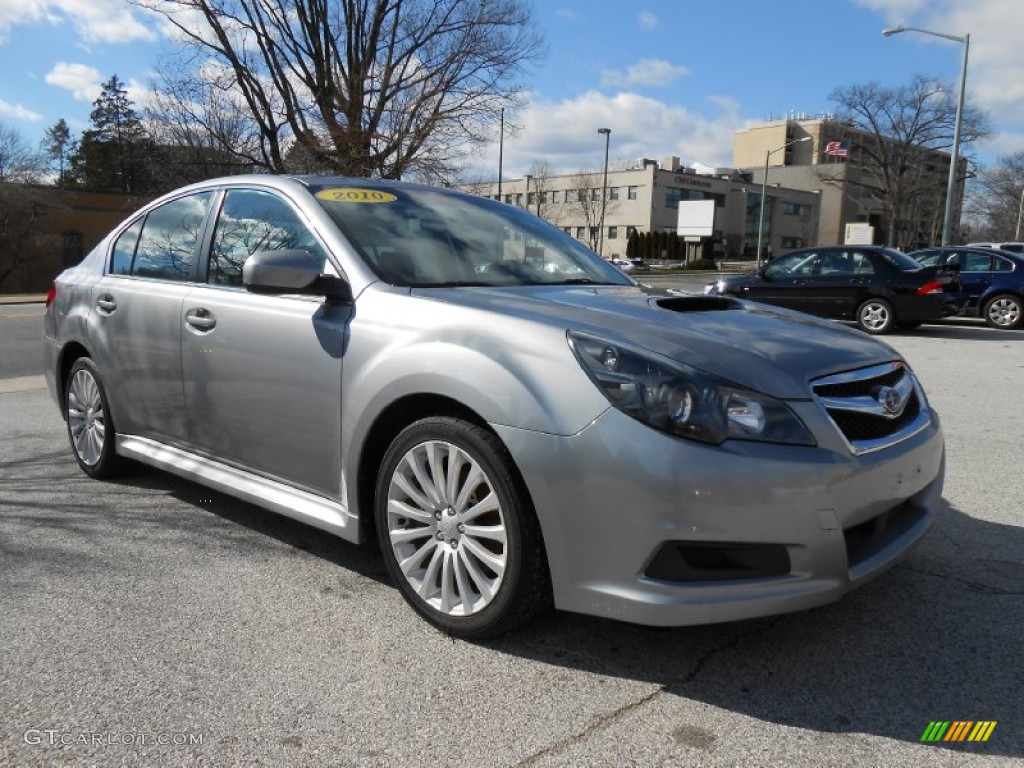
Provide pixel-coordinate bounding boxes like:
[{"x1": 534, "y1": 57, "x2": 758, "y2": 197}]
[
  {"x1": 42, "y1": 119, "x2": 74, "y2": 187},
  {"x1": 626, "y1": 229, "x2": 641, "y2": 260},
  {"x1": 71, "y1": 76, "x2": 155, "y2": 194}
]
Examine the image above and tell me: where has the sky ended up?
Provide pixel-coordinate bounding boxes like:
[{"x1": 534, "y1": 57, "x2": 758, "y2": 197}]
[{"x1": 1, "y1": 0, "x2": 1022, "y2": 181}]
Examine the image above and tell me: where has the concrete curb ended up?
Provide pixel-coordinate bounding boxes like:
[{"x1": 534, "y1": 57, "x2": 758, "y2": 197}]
[{"x1": 0, "y1": 294, "x2": 47, "y2": 304}]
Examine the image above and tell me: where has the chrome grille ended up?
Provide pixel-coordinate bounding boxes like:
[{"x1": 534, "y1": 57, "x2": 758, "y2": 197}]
[{"x1": 811, "y1": 362, "x2": 931, "y2": 454}]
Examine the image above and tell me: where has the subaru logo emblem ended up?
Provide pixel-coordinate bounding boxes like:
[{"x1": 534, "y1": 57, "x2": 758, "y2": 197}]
[{"x1": 878, "y1": 386, "x2": 904, "y2": 415}]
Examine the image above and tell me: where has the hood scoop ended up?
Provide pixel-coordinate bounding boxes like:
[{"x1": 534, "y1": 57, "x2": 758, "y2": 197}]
[{"x1": 652, "y1": 295, "x2": 743, "y2": 313}]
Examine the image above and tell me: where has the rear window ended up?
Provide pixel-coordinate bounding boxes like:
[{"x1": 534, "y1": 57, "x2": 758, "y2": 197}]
[{"x1": 880, "y1": 248, "x2": 926, "y2": 272}]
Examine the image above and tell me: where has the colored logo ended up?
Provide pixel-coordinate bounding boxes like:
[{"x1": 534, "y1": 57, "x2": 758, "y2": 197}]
[{"x1": 920, "y1": 721, "x2": 997, "y2": 743}]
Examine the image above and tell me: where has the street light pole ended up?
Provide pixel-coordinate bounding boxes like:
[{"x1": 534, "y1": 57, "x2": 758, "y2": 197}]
[
  {"x1": 497, "y1": 107, "x2": 504, "y2": 201},
  {"x1": 1016, "y1": 187, "x2": 1024, "y2": 241},
  {"x1": 883, "y1": 25, "x2": 970, "y2": 246},
  {"x1": 597, "y1": 127, "x2": 611, "y2": 257},
  {"x1": 756, "y1": 136, "x2": 811, "y2": 268}
]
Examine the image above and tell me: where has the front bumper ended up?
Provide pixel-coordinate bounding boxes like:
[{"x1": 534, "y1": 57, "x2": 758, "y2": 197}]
[{"x1": 493, "y1": 401, "x2": 944, "y2": 627}]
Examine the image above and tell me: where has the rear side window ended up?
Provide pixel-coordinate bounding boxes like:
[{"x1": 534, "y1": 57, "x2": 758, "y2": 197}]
[
  {"x1": 992, "y1": 256, "x2": 1015, "y2": 272},
  {"x1": 110, "y1": 219, "x2": 143, "y2": 275},
  {"x1": 208, "y1": 189, "x2": 326, "y2": 287},
  {"x1": 131, "y1": 192, "x2": 213, "y2": 281}
]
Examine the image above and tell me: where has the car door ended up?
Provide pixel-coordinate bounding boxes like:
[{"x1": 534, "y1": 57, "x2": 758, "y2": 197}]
[
  {"x1": 743, "y1": 250, "x2": 821, "y2": 314},
  {"x1": 800, "y1": 248, "x2": 865, "y2": 319},
  {"x1": 180, "y1": 187, "x2": 350, "y2": 497},
  {"x1": 951, "y1": 250, "x2": 995, "y2": 314},
  {"x1": 89, "y1": 191, "x2": 214, "y2": 444}
]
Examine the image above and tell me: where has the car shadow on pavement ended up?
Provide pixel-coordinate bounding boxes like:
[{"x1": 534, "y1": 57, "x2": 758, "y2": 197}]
[
  {"x1": 4, "y1": 452, "x2": 1018, "y2": 760},
  {"x1": 95, "y1": 465, "x2": 1022, "y2": 760},
  {"x1": 907, "y1": 320, "x2": 1024, "y2": 341}
]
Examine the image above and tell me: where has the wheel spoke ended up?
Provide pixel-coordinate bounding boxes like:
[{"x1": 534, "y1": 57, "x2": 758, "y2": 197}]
[
  {"x1": 439, "y1": 549, "x2": 457, "y2": 613},
  {"x1": 425, "y1": 442, "x2": 448, "y2": 504},
  {"x1": 462, "y1": 523, "x2": 507, "y2": 544},
  {"x1": 417, "y1": 545, "x2": 445, "y2": 600},
  {"x1": 391, "y1": 469, "x2": 433, "y2": 512},
  {"x1": 398, "y1": 536, "x2": 438, "y2": 577},
  {"x1": 461, "y1": 535, "x2": 506, "y2": 575},
  {"x1": 406, "y1": 450, "x2": 442, "y2": 507},
  {"x1": 454, "y1": 464, "x2": 484, "y2": 512},
  {"x1": 453, "y1": 550, "x2": 477, "y2": 613},
  {"x1": 463, "y1": 491, "x2": 499, "y2": 522},
  {"x1": 387, "y1": 497, "x2": 434, "y2": 525},
  {"x1": 457, "y1": 547, "x2": 495, "y2": 603},
  {"x1": 446, "y1": 448, "x2": 467, "y2": 508}
]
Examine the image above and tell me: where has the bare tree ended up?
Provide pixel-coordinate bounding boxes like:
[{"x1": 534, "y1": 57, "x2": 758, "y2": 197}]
[
  {"x1": 526, "y1": 159, "x2": 560, "y2": 224},
  {"x1": 145, "y1": 62, "x2": 261, "y2": 185},
  {"x1": 0, "y1": 123, "x2": 51, "y2": 290},
  {"x1": 570, "y1": 170, "x2": 618, "y2": 252},
  {"x1": 0, "y1": 123, "x2": 44, "y2": 183},
  {"x1": 829, "y1": 76, "x2": 988, "y2": 248},
  {"x1": 965, "y1": 152, "x2": 1024, "y2": 241},
  {"x1": 136, "y1": 0, "x2": 543, "y2": 183}
]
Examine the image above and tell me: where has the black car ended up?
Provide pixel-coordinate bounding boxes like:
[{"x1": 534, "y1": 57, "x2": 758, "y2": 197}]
[
  {"x1": 910, "y1": 246, "x2": 1024, "y2": 330},
  {"x1": 705, "y1": 246, "x2": 961, "y2": 334}
]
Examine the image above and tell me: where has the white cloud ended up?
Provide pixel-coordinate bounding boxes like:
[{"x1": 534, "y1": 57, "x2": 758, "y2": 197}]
[
  {"x1": 861, "y1": 0, "x2": 1024, "y2": 149},
  {"x1": 638, "y1": 10, "x2": 657, "y2": 29},
  {"x1": 45, "y1": 62, "x2": 103, "y2": 102},
  {"x1": 601, "y1": 59, "x2": 689, "y2": 89},
  {"x1": 556, "y1": 9, "x2": 579, "y2": 21},
  {"x1": 0, "y1": 0, "x2": 154, "y2": 44},
  {"x1": 470, "y1": 90, "x2": 744, "y2": 180},
  {"x1": 0, "y1": 98, "x2": 43, "y2": 122}
]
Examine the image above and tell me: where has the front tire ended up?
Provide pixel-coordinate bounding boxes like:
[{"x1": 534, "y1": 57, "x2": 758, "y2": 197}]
[
  {"x1": 375, "y1": 417, "x2": 550, "y2": 639},
  {"x1": 856, "y1": 298, "x2": 895, "y2": 334},
  {"x1": 983, "y1": 293, "x2": 1023, "y2": 329},
  {"x1": 65, "y1": 357, "x2": 124, "y2": 478}
]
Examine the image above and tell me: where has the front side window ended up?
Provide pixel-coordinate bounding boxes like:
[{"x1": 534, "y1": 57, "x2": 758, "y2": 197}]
[
  {"x1": 131, "y1": 192, "x2": 213, "y2": 281},
  {"x1": 209, "y1": 189, "x2": 326, "y2": 287},
  {"x1": 764, "y1": 250, "x2": 819, "y2": 278}
]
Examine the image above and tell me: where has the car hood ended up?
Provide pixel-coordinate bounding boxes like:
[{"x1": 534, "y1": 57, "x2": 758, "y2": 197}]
[{"x1": 412, "y1": 285, "x2": 899, "y2": 400}]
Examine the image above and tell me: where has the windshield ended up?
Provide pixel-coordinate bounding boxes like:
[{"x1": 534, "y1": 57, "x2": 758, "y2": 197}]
[{"x1": 310, "y1": 183, "x2": 633, "y2": 287}]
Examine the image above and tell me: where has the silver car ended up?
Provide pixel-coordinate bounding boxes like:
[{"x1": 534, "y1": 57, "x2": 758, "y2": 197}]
[{"x1": 44, "y1": 176, "x2": 945, "y2": 638}]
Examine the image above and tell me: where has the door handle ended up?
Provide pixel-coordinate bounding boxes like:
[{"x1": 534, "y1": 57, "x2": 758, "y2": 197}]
[
  {"x1": 185, "y1": 308, "x2": 217, "y2": 331},
  {"x1": 96, "y1": 294, "x2": 117, "y2": 314}
]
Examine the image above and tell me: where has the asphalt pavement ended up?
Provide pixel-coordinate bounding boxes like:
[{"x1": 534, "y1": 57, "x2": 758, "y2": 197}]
[{"x1": 1, "y1": 301, "x2": 1022, "y2": 767}]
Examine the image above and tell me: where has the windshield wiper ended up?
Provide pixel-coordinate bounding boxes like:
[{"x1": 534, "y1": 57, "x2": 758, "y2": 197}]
[{"x1": 547, "y1": 278, "x2": 617, "y2": 285}]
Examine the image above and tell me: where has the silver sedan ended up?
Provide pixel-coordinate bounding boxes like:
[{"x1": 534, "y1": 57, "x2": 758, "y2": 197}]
[{"x1": 44, "y1": 176, "x2": 944, "y2": 638}]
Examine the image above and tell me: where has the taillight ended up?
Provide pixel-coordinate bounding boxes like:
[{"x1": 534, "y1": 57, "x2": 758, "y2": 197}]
[
  {"x1": 916, "y1": 280, "x2": 943, "y2": 295},
  {"x1": 45, "y1": 281, "x2": 57, "y2": 307}
]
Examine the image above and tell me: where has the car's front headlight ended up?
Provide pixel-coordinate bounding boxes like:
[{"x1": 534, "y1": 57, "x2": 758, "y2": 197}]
[
  {"x1": 704, "y1": 280, "x2": 725, "y2": 295},
  {"x1": 568, "y1": 331, "x2": 815, "y2": 446}
]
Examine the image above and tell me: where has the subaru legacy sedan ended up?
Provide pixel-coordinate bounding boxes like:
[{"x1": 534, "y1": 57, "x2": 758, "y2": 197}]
[{"x1": 44, "y1": 176, "x2": 944, "y2": 638}]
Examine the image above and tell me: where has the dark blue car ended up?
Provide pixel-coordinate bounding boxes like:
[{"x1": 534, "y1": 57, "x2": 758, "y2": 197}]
[{"x1": 910, "y1": 247, "x2": 1024, "y2": 330}]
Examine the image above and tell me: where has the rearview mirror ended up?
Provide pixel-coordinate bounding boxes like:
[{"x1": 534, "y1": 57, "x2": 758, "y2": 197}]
[{"x1": 243, "y1": 250, "x2": 353, "y2": 304}]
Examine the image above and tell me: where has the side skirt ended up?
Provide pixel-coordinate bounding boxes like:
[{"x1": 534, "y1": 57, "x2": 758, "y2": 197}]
[{"x1": 116, "y1": 434, "x2": 359, "y2": 543}]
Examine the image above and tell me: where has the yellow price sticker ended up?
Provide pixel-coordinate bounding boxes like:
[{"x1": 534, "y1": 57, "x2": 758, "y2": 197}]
[{"x1": 316, "y1": 188, "x2": 398, "y2": 204}]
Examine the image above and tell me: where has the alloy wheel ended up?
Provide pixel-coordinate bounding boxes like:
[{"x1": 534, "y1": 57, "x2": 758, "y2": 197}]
[
  {"x1": 385, "y1": 439, "x2": 508, "y2": 617},
  {"x1": 67, "y1": 368, "x2": 106, "y2": 466}
]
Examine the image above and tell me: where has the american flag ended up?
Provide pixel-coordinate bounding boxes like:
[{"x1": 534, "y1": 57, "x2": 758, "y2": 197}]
[{"x1": 825, "y1": 140, "x2": 849, "y2": 158}]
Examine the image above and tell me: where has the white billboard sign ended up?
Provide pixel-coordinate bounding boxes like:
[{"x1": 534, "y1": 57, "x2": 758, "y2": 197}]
[{"x1": 677, "y1": 199, "x2": 715, "y2": 237}]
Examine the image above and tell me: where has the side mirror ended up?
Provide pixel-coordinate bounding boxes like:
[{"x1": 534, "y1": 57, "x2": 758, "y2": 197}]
[{"x1": 243, "y1": 250, "x2": 353, "y2": 304}]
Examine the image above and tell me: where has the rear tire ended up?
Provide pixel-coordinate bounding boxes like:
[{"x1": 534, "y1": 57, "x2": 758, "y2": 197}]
[
  {"x1": 65, "y1": 357, "x2": 124, "y2": 478},
  {"x1": 982, "y1": 293, "x2": 1023, "y2": 330},
  {"x1": 856, "y1": 298, "x2": 895, "y2": 334},
  {"x1": 375, "y1": 417, "x2": 551, "y2": 639}
]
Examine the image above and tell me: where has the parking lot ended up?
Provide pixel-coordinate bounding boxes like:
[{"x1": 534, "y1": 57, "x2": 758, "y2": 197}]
[{"x1": 1, "y1": 303, "x2": 1022, "y2": 767}]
